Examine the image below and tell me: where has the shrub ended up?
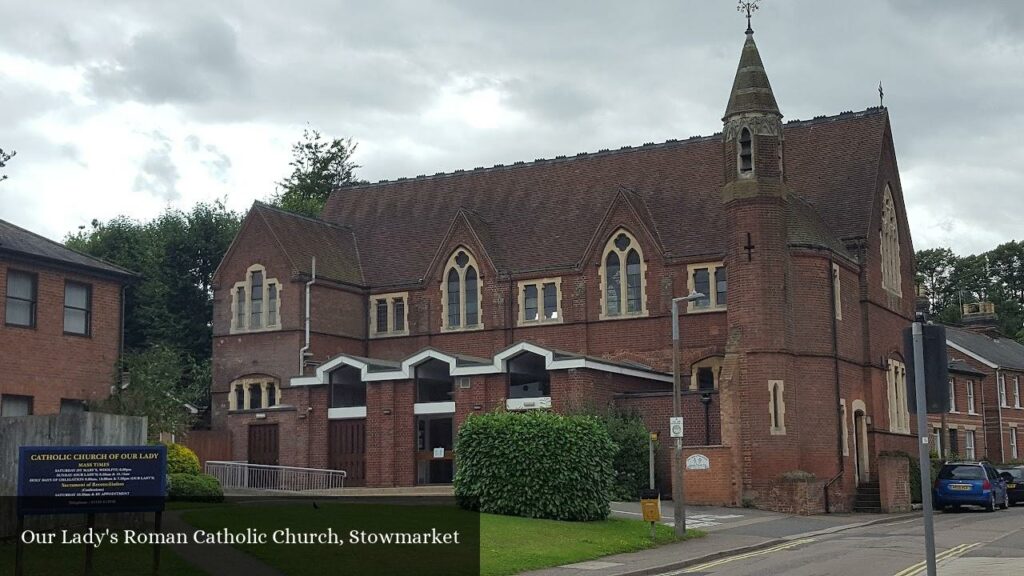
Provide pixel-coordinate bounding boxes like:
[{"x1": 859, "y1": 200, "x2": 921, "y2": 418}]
[
  {"x1": 454, "y1": 411, "x2": 616, "y2": 521},
  {"x1": 168, "y1": 473, "x2": 224, "y2": 502},
  {"x1": 166, "y1": 443, "x2": 201, "y2": 475},
  {"x1": 586, "y1": 410, "x2": 652, "y2": 501}
]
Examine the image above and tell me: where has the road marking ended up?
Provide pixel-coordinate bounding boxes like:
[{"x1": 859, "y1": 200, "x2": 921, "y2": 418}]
[
  {"x1": 664, "y1": 538, "x2": 816, "y2": 574},
  {"x1": 891, "y1": 542, "x2": 982, "y2": 576}
]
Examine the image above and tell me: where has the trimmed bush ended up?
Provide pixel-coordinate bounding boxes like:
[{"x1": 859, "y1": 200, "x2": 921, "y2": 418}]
[
  {"x1": 166, "y1": 443, "x2": 201, "y2": 475},
  {"x1": 454, "y1": 411, "x2": 616, "y2": 521},
  {"x1": 600, "y1": 411, "x2": 652, "y2": 501},
  {"x1": 168, "y1": 473, "x2": 224, "y2": 502}
]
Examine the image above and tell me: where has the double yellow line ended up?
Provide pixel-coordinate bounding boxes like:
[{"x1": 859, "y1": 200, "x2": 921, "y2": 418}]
[
  {"x1": 892, "y1": 542, "x2": 982, "y2": 576},
  {"x1": 677, "y1": 538, "x2": 816, "y2": 573}
]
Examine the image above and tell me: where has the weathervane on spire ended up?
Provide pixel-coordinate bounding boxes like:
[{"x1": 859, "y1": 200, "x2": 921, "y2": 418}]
[{"x1": 738, "y1": 0, "x2": 760, "y2": 34}]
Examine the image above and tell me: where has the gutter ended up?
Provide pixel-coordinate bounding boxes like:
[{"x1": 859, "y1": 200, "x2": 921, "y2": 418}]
[{"x1": 299, "y1": 257, "x2": 316, "y2": 375}]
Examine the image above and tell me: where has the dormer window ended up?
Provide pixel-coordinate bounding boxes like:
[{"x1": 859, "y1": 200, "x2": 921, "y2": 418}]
[
  {"x1": 441, "y1": 248, "x2": 483, "y2": 331},
  {"x1": 231, "y1": 264, "x2": 282, "y2": 333},
  {"x1": 738, "y1": 127, "x2": 753, "y2": 173}
]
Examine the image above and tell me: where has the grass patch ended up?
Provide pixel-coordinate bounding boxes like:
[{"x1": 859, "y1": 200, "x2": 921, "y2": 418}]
[
  {"x1": 180, "y1": 501, "x2": 702, "y2": 576},
  {"x1": 480, "y1": 513, "x2": 700, "y2": 576},
  {"x1": 0, "y1": 541, "x2": 206, "y2": 576}
]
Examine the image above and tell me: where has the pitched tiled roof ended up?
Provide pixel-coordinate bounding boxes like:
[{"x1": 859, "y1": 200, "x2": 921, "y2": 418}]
[
  {"x1": 0, "y1": 218, "x2": 136, "y2": 279},
  {"x1": 321, "y1": 108, "x2": 890, "y2": 287},
  {"x1": 252, "y1": 202, "x2": 364, "y2": 286},
  {"x1": 946, "y1": 326, "x2": 1024, "y2": 371},
  {"x1": 948, "y1": 360, "x2": 987, "y2": 378}
]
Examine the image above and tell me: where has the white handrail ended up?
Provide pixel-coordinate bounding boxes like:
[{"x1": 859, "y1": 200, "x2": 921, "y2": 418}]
[{"x1": 205, "y1": 461, "x2": 346, "y2": 492}]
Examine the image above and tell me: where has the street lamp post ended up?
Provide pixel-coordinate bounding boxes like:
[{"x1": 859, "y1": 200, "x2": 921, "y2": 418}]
[{"x1": 671, "y1": 291, "x2": 705, "y2": 537}]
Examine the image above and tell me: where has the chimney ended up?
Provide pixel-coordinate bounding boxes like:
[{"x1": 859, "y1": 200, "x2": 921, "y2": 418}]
[{"x1": 961, "y1": 301, "x2": 1000, "y2": 335}]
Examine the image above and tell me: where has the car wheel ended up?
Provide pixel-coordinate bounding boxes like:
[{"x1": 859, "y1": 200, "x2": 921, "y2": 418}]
[{"x1": 985, "y1": 493, "x2": 996, "y2": 512}]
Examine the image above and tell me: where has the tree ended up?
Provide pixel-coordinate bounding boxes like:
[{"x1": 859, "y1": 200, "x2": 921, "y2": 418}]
[
  {"x1": 272, "y1": 129, "x2": 361, "y2": 217},
  {"x1": 66, "y1": 200, "x2": 241, "y2": 361},
  {"x1": 0, "y1": 147, "x2": 14, "y2": 181},
  {"x1": 915, "y1": 247, "x2": 958, "y2": 316},
  {"x1": 92, "y1": 346, "x2": 208, "y2": 438}
]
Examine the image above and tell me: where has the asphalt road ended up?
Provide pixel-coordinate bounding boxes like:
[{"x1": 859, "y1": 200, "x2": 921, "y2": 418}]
[{"x1": 660, "y1": 505, "x2": 1024, "y2": 576}]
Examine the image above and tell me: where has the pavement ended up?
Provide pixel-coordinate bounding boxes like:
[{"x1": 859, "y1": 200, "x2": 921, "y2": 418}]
[{"x1": 525, "y1": 503, "x2": 1024, "y2": 576}]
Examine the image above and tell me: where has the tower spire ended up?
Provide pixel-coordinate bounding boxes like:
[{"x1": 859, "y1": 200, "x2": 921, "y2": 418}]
[{"x1": 723, "y1": 20, "x2": 780, "y2": 121}]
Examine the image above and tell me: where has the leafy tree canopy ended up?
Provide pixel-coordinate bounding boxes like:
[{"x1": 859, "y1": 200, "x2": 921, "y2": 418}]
[{"x1": 271, "y1": 128, "x2": 362, "y2": 217}]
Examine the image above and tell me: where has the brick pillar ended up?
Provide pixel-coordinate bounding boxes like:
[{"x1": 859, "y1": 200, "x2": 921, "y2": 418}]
[{"x1": 878, "y1": 455, "x2": 911, "y2": 513}]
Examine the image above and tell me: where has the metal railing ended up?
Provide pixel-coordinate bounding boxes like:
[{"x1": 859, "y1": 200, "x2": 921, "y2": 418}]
[{"x1": 205, "y1": 461, "x2": 347, "y2": 492}]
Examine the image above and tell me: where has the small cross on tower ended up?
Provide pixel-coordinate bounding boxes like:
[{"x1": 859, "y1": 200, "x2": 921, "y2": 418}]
[
  {"x1": 744, "y1": 232, "x2": 756, "y2": 262},
  {"x1": 738, "y1": 0, "x2": 761, "y2": 34}
]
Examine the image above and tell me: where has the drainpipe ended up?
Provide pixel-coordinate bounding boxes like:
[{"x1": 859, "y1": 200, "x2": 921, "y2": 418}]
[
  {"x1": 299, "y1": 257, "x2": 316, "y2": 376},
  {"x1": 823, "y1": 254, "x2": 845, "y2": 513}
]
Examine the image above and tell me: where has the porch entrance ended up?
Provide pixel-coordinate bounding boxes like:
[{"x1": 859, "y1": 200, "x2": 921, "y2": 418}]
[
  {"x1": 853, "y1": 411, "x2": 869, "y2": 483},
  {"x1": 416, "y1": 414, "x2": 454, "y2": 484},
  {"x1": 329, "y1": 419, "x2": 366, "y2": 486},
  {"x1": 247, "y1": 423, "x2": 279, "y2": 488}
]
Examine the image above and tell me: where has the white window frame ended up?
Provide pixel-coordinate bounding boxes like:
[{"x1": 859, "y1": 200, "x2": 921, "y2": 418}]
[
  {"x1": 686, "y1": 262, "x2": 728, "y2": 313},
  {"x1": 967, "y1": 380, "x2": 977, "y2": 414},
  {"x1": 840, "y1": 399, "x2": 849, "y2": 456},
  {"x1": 370, "y1": 291, "x2": 410, "y2": 338},
  {"x1": 230, "y1": 264, "x2": 282, "y2": 333},
  {"x1": 948, "y1": 378, "x2": 957, "y2": 413},
  {"x1": 964, "y1": 429, "x2": 976, "y2": 460},
  {"x1": 887, "y1": 359, "x2": 910, "y2": 433},
  {"x1": 880, "y1": 185, "x2": 902, "y2": 297},
  {"x1": 516, "y1": 278, "x2": 563, "y2": 326},
  {"x1": 1010, "y1": 426, "x2": 1019, "y2": 460},
  {"x1": 1014, "y1": 376, "x2": 1021, "y2": 409},
  {"x1": 832, "y1": 263, "x2": 842, "y2": 320},
  {"x1": 999, "y1": 374, "x2": 1008, "y2": 407},
  {"x1": 598, "y1": 229, "x2": 649, "y2": 320},
  {"x1": 440, "y1": 248, "x2": 484, "y2": 332},
  {"x1": 932, "y1": 427, "x2": 942, "y2": 456}
]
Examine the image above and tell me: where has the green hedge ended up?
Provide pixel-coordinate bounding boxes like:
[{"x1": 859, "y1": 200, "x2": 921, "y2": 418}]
[
  {"x1": 166, "y1": 443, "x2": 201, "y2": 475},
  {"x1": 168, "y1": 473, "x2": 224, "y2": 502},
  {"x1": 454, "y1": 411, "x2": 616, "y2": 521},
  {"x1": 600, "y1": 411, "x2": 652, "y2": 501}
]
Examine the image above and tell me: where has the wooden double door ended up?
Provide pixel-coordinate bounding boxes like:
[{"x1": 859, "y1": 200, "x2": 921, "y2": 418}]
[{"x1": 329, "y1": 419, "x2": 367, "y2": 486}]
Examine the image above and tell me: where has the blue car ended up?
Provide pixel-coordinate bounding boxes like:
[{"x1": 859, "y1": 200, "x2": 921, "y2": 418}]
[{"x1": 933, "y1": 461, "x2": 1009, "y2": 512}]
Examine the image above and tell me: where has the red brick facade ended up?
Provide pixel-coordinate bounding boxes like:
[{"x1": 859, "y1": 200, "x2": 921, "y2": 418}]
[
  {"x1": 210, "y1": 30, "x2": 919, "y2": 512},
  {"x1": 0, "y1": 255, "x2": 128, "y2": 416}
]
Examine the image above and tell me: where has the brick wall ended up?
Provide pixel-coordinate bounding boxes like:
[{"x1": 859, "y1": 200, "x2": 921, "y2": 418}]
[
  {"x1": 671, "y1": 446, "x2": 737, "y2": 506},
  {"x1": 0, "y1": 258, "x2": 124, "y2": 415},
  {"x1": 878, "y1": 454, "x2": 911, "y2": 513}
]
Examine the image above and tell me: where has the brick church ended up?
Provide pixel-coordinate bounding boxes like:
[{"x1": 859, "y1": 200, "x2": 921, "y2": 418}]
[{"x1": 211, "y1": 24, "x2": 917, "y2": 512}]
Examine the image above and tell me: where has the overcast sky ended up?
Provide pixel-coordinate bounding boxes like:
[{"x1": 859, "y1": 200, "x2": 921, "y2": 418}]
[{"x1": 1, "y1": 0, "x2": 1021, "y2": 256}]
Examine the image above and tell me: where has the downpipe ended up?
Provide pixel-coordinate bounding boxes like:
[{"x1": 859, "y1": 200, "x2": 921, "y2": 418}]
[{"x1": 298, "y1": 257, "x2": 316, "y2": 375}]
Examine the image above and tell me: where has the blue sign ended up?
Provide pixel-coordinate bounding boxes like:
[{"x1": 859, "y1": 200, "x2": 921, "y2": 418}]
[{"x1": 17, "y1": 445, "x2": 167, "y2": 515}]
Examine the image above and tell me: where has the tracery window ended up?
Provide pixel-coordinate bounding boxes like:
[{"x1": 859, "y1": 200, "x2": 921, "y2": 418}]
[
  {"x1": 441, "y1": 248, "x2": 482, "y2": 331},
  {"x1": 231, "y1": 265, "x2": 281, "y2": 333},
  {"x1": 880, "y1": 186, "x2": 902, "y2": 296},
  {"x1": 600, "y1": 230, "x2": 647, "y2": 319}
]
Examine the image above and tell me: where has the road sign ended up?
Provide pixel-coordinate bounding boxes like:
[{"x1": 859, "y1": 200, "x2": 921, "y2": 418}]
[{"x1": 670, "y1": 416, "x2": 684, "y2": 438}]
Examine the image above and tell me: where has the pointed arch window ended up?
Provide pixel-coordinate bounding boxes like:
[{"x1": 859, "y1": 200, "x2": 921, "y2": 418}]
[
  {"x1": 738, "y1": 127, "x2": 753, "y2": 173},
  {"x1": 600, "y1": 230, "x2": 648, "y2": 319},
  {"x1": 441, "y1": 248, "x2": 483, "y2": 331},
  {"x1": 880, "y1": 185, "x2": 902, "y2": 296}
]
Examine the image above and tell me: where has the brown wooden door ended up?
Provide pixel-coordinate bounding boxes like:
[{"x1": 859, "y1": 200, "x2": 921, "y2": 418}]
[
  {"x1": 329, "y1": 419, "x2": 366, "y2": 486},
  {"x1": 247, "y1": 424, "x2": 280, "y2": 489}
]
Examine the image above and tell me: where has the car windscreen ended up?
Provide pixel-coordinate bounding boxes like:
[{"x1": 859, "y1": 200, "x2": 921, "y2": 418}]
[
  {"x1": 998, "y1": 469, "x2": 1024, "y2": 480},
  {"x1": 938, "y1": 465, "x2": 985, "y2": 480}
]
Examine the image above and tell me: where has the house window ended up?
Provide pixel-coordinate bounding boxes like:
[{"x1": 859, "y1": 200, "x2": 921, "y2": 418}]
[
  {"x1": 738, "y1": 127, "x2": 753, "y2": 173},
  {"x1": 769, "y1": 380, "x2": 786, "y2": 435},
  {"x1": 1011, "y1": 428, "x2": 1019, "y2": 460},
  {"x1": 967, "y1": 380, "x2": 976, "y2": 414},
  {"x1": 687, "y1": 263, "x2": 727, "y2": 312},
  {"x1": 965, "y1": 430, "x2": 976, "y2": 460},
  {"x1": 330, "y1": 366, "x2": 366, "y2": 408},
  {"x1": 5, "y1": 270, "x2": 37, "y2": 327},
  {"x1": 840, "y1": 400, "x2": 849, "y2": 456},
  {"x1": 441, "y1": 249, "x2": 482, "y2": 331},
  {"x1": 64, "y1": 281, "x2": 92, "y2": 336},
  {"x1": 370, "y1": 292, "x2": 409, "y2": 337},
  {"x1": 832, "y1": 263, "x2": 842, "y2": 320},
  {"x1": 228, "y1": 377, "x2": 280, "y2": 411},
  {"x1": 416, "y1": 359, "x2": 454, "y2": 403},
  {"x1": 517, "y1": 278, "x2": 562, "y2": 325},
  {"x1": 999, "y1": 375, "x2": 1008, "y2": 407},
  {"x1": 948, "y1": 378, "x2": 956, "y2": 413},
  {"x1": 689, "y1": 356, "x2": 723, "y2": 391},
  {"x1": 1015, "y1": 377, "x2": 1021, "y2": 408},
  {"x1": 948, "y1": 429, "x2": 959, "y2": 457},
  {"x1": 887, "y1": 359, "x2": 910, "y2": 433},
  {"x1": 932, "y1": 427, "x2": 942, "y2": 457},
  {"x1": 231, "y1": 265, "x2": 282, "y2": 333},
  {"x1": 599, "y1": 230, "x2": 647, "y2": 319},
  {"x1": 880, "y1": 185, "x2": 902, "y2": 296},
  {"x1": 0, "y1": 394, "x2": 33, "y2": 417}
]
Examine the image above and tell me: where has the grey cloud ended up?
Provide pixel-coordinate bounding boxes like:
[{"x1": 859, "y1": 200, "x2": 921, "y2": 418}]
[
  {"x1": 132, "y1": 134, "x2": 180, "y2": 201},
  {"x1": 86, "y1": 16, "x2": 248, "y2": 105}
]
